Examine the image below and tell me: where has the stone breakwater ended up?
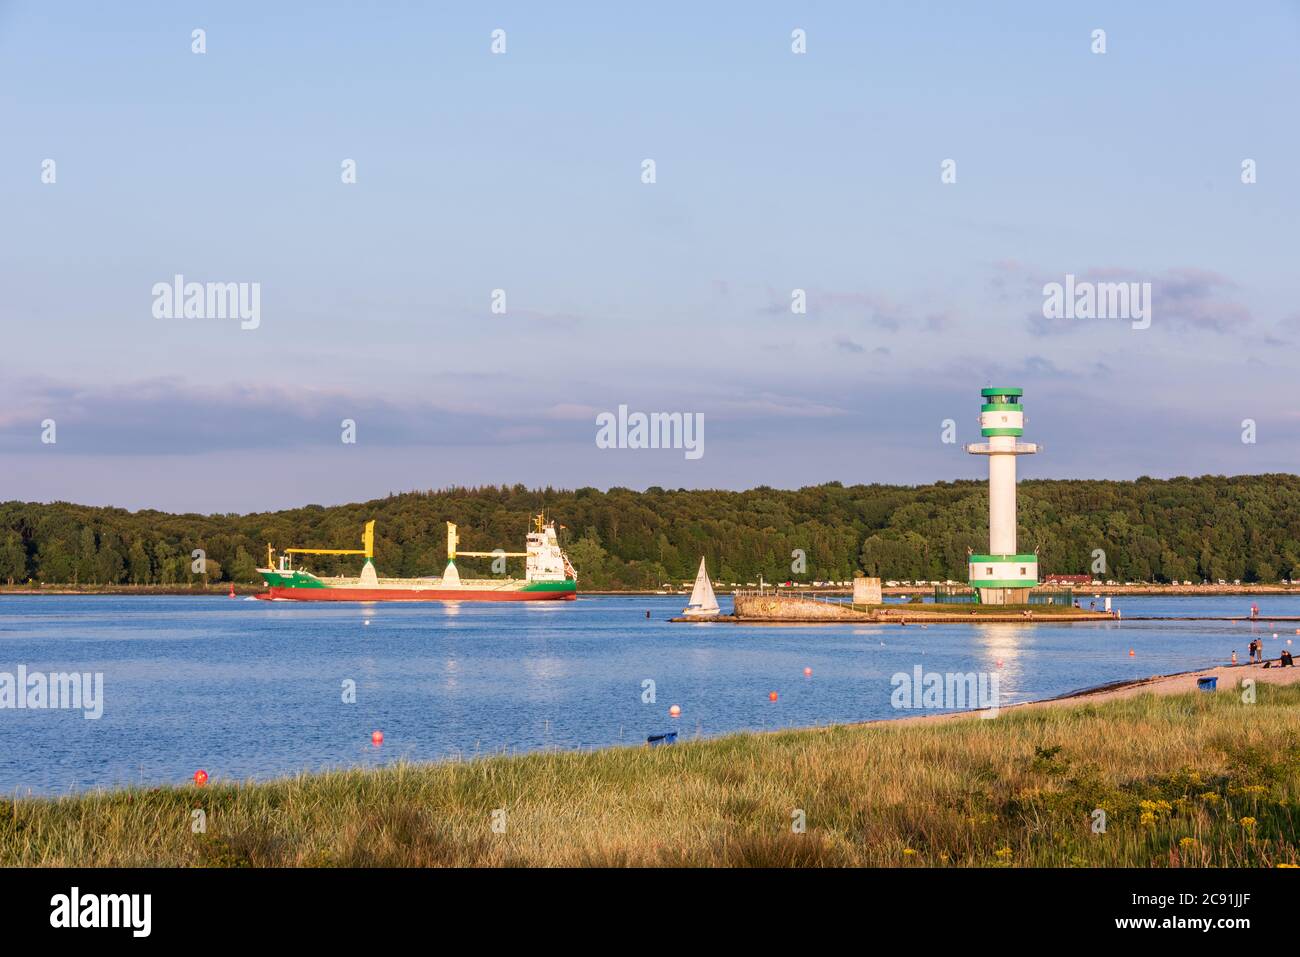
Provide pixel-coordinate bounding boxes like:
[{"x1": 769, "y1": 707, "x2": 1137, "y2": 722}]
[
  {"x1": 723, "y1": 592, "x2": 1114, "y2": 624},
  {"x1": 733, "y1": 593, "x2": 869, "y2": 620}
]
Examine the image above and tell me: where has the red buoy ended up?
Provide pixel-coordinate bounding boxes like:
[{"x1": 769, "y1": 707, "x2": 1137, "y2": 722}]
[
  {"x1": 803, "y1": 667, "x2": 812, "y2": 677},
  {"x1": 669, "y1": 705, "x2": 681, "y2": 718},
  {"x1": 193, "y1": 769, "x2": 208, "y2": 787},
  {"x1": 769, "y1": 691, "x2": 778, "y2": 702},
  {"x1": 371, "y1": 730, "x2": 383, "y2": 747}
]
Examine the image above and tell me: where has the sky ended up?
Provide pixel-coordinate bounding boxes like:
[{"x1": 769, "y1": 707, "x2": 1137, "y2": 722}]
[{"x1": 2, "y1": 1, "x2": 1299, "y2": 513}]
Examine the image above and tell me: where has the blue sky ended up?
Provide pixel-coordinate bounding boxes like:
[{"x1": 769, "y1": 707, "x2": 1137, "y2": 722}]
[{"x1": 3, "y1": 1, "x2": 1299, "y2": 512}]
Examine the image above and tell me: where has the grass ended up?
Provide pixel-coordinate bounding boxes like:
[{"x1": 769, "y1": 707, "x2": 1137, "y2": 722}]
[{"x1": 4, "y1": 685, "x2": 1299, "y2": 867}]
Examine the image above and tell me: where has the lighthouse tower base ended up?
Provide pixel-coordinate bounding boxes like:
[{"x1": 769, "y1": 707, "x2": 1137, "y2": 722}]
[
  {"x1": 978, "y1": 587, "x2": 1031, "y2": 605},
  {"x1": 968, "y1": 554, "x2": 1038, "y2": 605}
]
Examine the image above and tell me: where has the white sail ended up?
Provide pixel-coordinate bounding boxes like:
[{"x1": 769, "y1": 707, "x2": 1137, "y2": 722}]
[{"x1": 683, "y1": 557, "x2": 720, "y2": 617}]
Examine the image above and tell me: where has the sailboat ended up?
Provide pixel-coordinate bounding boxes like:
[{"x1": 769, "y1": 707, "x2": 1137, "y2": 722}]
[{"x1": 682, "y1": 557, "x2": 721, "y2": 618}]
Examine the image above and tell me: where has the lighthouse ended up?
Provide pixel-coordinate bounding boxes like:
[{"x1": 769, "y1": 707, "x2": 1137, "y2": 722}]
[{"x1": 966, "y1": 387, "x2": 1039, "y2": 604}]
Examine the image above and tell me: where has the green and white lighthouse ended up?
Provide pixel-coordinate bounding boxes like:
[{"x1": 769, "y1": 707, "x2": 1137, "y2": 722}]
[{"x1": 966, "y1": 387, "x2": 1039, "y2": 604}]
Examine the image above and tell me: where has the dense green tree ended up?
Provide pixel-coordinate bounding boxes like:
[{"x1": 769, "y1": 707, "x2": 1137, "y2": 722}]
[
  {"x1": 153, "y1": 541, "x2": 177, "y2": 584},
  {"x1": 565, "y1": 530, "x2": 610, "y2": 586},
  {"x1": 228, "y1": 546, "x2": 257, "y2": 583},
  {"x1": 194, "y1": 557, "x2": 222, "y2": 585},
  {"x1": 36, "y1": 538, "x2": 74, "y2": 583},
  {"x1": 94, "y1": 531, "x2": 126, "y2": 585},
  {"x1": 76, "y1": 527, "x2": 97, "y2": 584},
  {"x1": 0, "y1": 532, "x2": 26, "y2": 584},
  {"x1": 128, "y1": 539, "x2": 152, "y2": 584},
  {"x1": 3, "y1": 474, "x2": 1299, "y2": 589}
]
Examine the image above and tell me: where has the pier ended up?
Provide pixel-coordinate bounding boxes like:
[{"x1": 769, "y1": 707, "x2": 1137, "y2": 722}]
[{"x1": 670, "y1": 590, "x2": 1118, "y2": 624}]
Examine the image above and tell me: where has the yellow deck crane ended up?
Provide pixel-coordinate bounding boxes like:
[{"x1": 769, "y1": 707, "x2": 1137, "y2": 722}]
[
  {"x1": 445, "y1": 521, "x2": 527, "y2": 562},
  {"x1": 443, "y1": 515, "x2": 550, "y2": 584},
  {"x1": 267, "y1": 521, "x2": 377, "y2": 583},
  {"x1": 446, "y1": 514, "x2": 550, "y2": 561}
]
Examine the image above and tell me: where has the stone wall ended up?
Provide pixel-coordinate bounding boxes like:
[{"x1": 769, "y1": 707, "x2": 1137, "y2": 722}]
[
  {"x1": 733, "y1": 593, "x2": 868, "y2": 620},
  {"x1": 853, "y1": 576, "x2": 882, "y2": 604}
]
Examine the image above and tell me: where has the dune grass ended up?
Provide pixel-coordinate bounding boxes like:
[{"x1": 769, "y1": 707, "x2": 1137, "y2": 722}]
[{"x1": 4, "y1": 684, "x2": 1299, "y2": 867}]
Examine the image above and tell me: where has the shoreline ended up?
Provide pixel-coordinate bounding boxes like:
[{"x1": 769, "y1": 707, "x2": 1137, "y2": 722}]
[
  {"x1": 7, "y1": 584, "x2": 1300, "y2": 598},
  {"x1": 876, "y1": 657, "x2": 1300, "y2": 728},
  {"x1": 5, "y1": 662, "x2": 1297, "y2": 868},
  {"x1": 0, "y1": 585, "x2": 259, "y2": 596},
  {"x1": 7, "y1": 657, "x2": 1295, "y2": 802}
]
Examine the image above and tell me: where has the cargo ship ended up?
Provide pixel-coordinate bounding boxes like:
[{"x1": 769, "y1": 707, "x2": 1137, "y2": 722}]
[{"x1": 255, "y1": 514, "x2": 577, "y2": 602}]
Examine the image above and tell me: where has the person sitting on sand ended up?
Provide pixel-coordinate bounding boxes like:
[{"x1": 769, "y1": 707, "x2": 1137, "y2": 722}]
[{"x1": 1281, "y1": 650, "x2": 1294, "y2": 668}]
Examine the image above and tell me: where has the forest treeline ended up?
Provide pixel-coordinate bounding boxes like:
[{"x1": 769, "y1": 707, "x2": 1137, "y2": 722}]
[{"x1": 1, "y1": 474, "x2": 1298, "y2": 589}]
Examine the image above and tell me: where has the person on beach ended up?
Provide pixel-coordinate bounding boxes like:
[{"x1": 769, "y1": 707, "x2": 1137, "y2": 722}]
[
  {"x1": 1231, "y1": 650, "x2": 1238, "y2": 665},
  {"x1": 1248, "y1": 638, "x2": 1259, "y2": 664},
  {"x1": 1281, "y1": 649, "x2": 1294, "y2": 668}
]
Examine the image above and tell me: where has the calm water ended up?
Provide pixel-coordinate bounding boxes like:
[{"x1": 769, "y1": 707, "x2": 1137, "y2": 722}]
[{"x1": 1, "y1": 593, "x2": 1295, "y2": 795}]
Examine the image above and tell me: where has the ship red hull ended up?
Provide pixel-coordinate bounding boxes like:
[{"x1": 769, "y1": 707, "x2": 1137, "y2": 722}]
[{"x1": 255, "y1": 587, "x2": 576, "y2": 602}]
